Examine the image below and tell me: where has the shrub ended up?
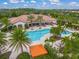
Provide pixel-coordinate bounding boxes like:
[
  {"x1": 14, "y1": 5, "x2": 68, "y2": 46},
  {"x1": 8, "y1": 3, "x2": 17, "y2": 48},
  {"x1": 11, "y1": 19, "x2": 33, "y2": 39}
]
[{"x1": 17, "y1": 52, "x2": 30, "y2": 59}]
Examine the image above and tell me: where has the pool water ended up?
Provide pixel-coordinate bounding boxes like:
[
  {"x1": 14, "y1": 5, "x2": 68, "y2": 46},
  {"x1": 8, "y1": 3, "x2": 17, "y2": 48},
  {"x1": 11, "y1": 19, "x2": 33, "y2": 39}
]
[
  {"x1": 61, "y1": 30, "x2": 72, "y2": 37},
  {"x1": 25, "y1": 29, "x2": 71, "y2": 41},
  {"x1": 26, "y1": 29, "x2": 50, "y2": 41},
  {"x1": 61, "y1": 30, "x2": 71, "y2": 35}
]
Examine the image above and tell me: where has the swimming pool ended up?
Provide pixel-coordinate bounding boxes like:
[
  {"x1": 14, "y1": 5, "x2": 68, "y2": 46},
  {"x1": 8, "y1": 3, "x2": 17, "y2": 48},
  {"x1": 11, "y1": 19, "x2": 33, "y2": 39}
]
[
  {"x1": 26, "y1": 29, "x2": 50, "y2": 41},
  {"x1": 25, "y1": 29, "x2": 72, "y2": 41},
  {"x1": 61, "y1": 30, "x2": 72, "y2": 37}
]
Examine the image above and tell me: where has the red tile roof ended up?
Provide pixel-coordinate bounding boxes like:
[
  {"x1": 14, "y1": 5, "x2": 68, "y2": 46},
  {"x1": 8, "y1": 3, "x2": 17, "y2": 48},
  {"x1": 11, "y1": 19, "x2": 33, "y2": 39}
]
[
  {"x1": 9, "y1": 15, "x2": 29, "y2": 24},
  {"x1": 9, "y1": 14, "x2": 55, "y2": 24}
]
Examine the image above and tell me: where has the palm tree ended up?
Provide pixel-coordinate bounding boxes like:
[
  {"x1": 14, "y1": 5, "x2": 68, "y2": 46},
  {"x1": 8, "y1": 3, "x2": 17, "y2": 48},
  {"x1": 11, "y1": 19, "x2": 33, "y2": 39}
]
[
  {"x1": 61, "y1": 36, "x2": 79, "y2": 59},
  {"x1": 37, "y1": 15, "x2": 43, "y2": 26},
  {"x1": 72, "y1": 32, "x2": 79, "y2": 38},
  {"x1": 44, "y1": 44, "x2": 59, "y2": 59},
  {"x1": 0, "y1": 32, "x2": 7, "y2": 54},
  {"x1": 27, "y1": 15, "x2": 34, "y2": 27},
  {"x1": 9, "y1": 28, "x2": 31, "y2": 52},
  {"x1": 50, "y1": 25, "x2": 63, "y2": 40},
  {"x1": 1, "y1": 17, "x2": 9, "y2": 31}
]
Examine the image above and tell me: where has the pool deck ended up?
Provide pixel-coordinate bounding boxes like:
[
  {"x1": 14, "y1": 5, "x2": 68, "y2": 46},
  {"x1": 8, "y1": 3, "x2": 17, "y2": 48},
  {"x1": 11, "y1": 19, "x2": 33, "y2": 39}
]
[
  {"x1": 27, "y1": 25, "x2": 52, "y2": 45},
  {"x1": 30, "y1": 33, "x2": 52, "y2": 46}
]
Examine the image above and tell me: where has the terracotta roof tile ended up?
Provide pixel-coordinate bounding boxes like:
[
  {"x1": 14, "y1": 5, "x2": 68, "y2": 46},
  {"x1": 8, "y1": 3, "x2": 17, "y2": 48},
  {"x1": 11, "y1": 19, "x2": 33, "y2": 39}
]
[{"x1": 9, "y1": 14, "x2": 55, "y2": 24}]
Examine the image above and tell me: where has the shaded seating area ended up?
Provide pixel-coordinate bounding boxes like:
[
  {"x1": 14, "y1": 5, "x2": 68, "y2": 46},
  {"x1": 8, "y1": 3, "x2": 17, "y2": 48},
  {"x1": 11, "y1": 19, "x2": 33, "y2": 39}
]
[
  {"x1": 29, "y1": 22, "x2": 49, "y2": 26},
  {"x1": 30, "y1": 44, "x2": 48, "y2": 58}
]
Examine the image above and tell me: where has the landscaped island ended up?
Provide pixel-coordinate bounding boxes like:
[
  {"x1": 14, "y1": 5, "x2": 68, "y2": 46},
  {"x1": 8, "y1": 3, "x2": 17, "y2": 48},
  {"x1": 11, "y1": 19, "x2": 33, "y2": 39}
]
[{"x1": 0, "y1": 8, "x2": 79, "y2": 59}]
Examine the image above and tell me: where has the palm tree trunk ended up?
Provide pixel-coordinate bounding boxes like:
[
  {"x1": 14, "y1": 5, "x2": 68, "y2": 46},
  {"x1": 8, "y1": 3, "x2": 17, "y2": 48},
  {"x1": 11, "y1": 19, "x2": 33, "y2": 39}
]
[{"x1": 0, "y1": 48, "x2": 1, "y2": 55}]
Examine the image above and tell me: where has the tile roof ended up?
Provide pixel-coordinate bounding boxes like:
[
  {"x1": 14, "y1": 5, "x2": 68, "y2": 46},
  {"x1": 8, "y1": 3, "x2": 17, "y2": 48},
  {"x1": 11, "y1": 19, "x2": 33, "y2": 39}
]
[
  {"x1": 9, "y1": 15, "x2": 29, "y2": 24},
  {"x1": 9, "y1": 14, "x2": 55, "y2": 24}
]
